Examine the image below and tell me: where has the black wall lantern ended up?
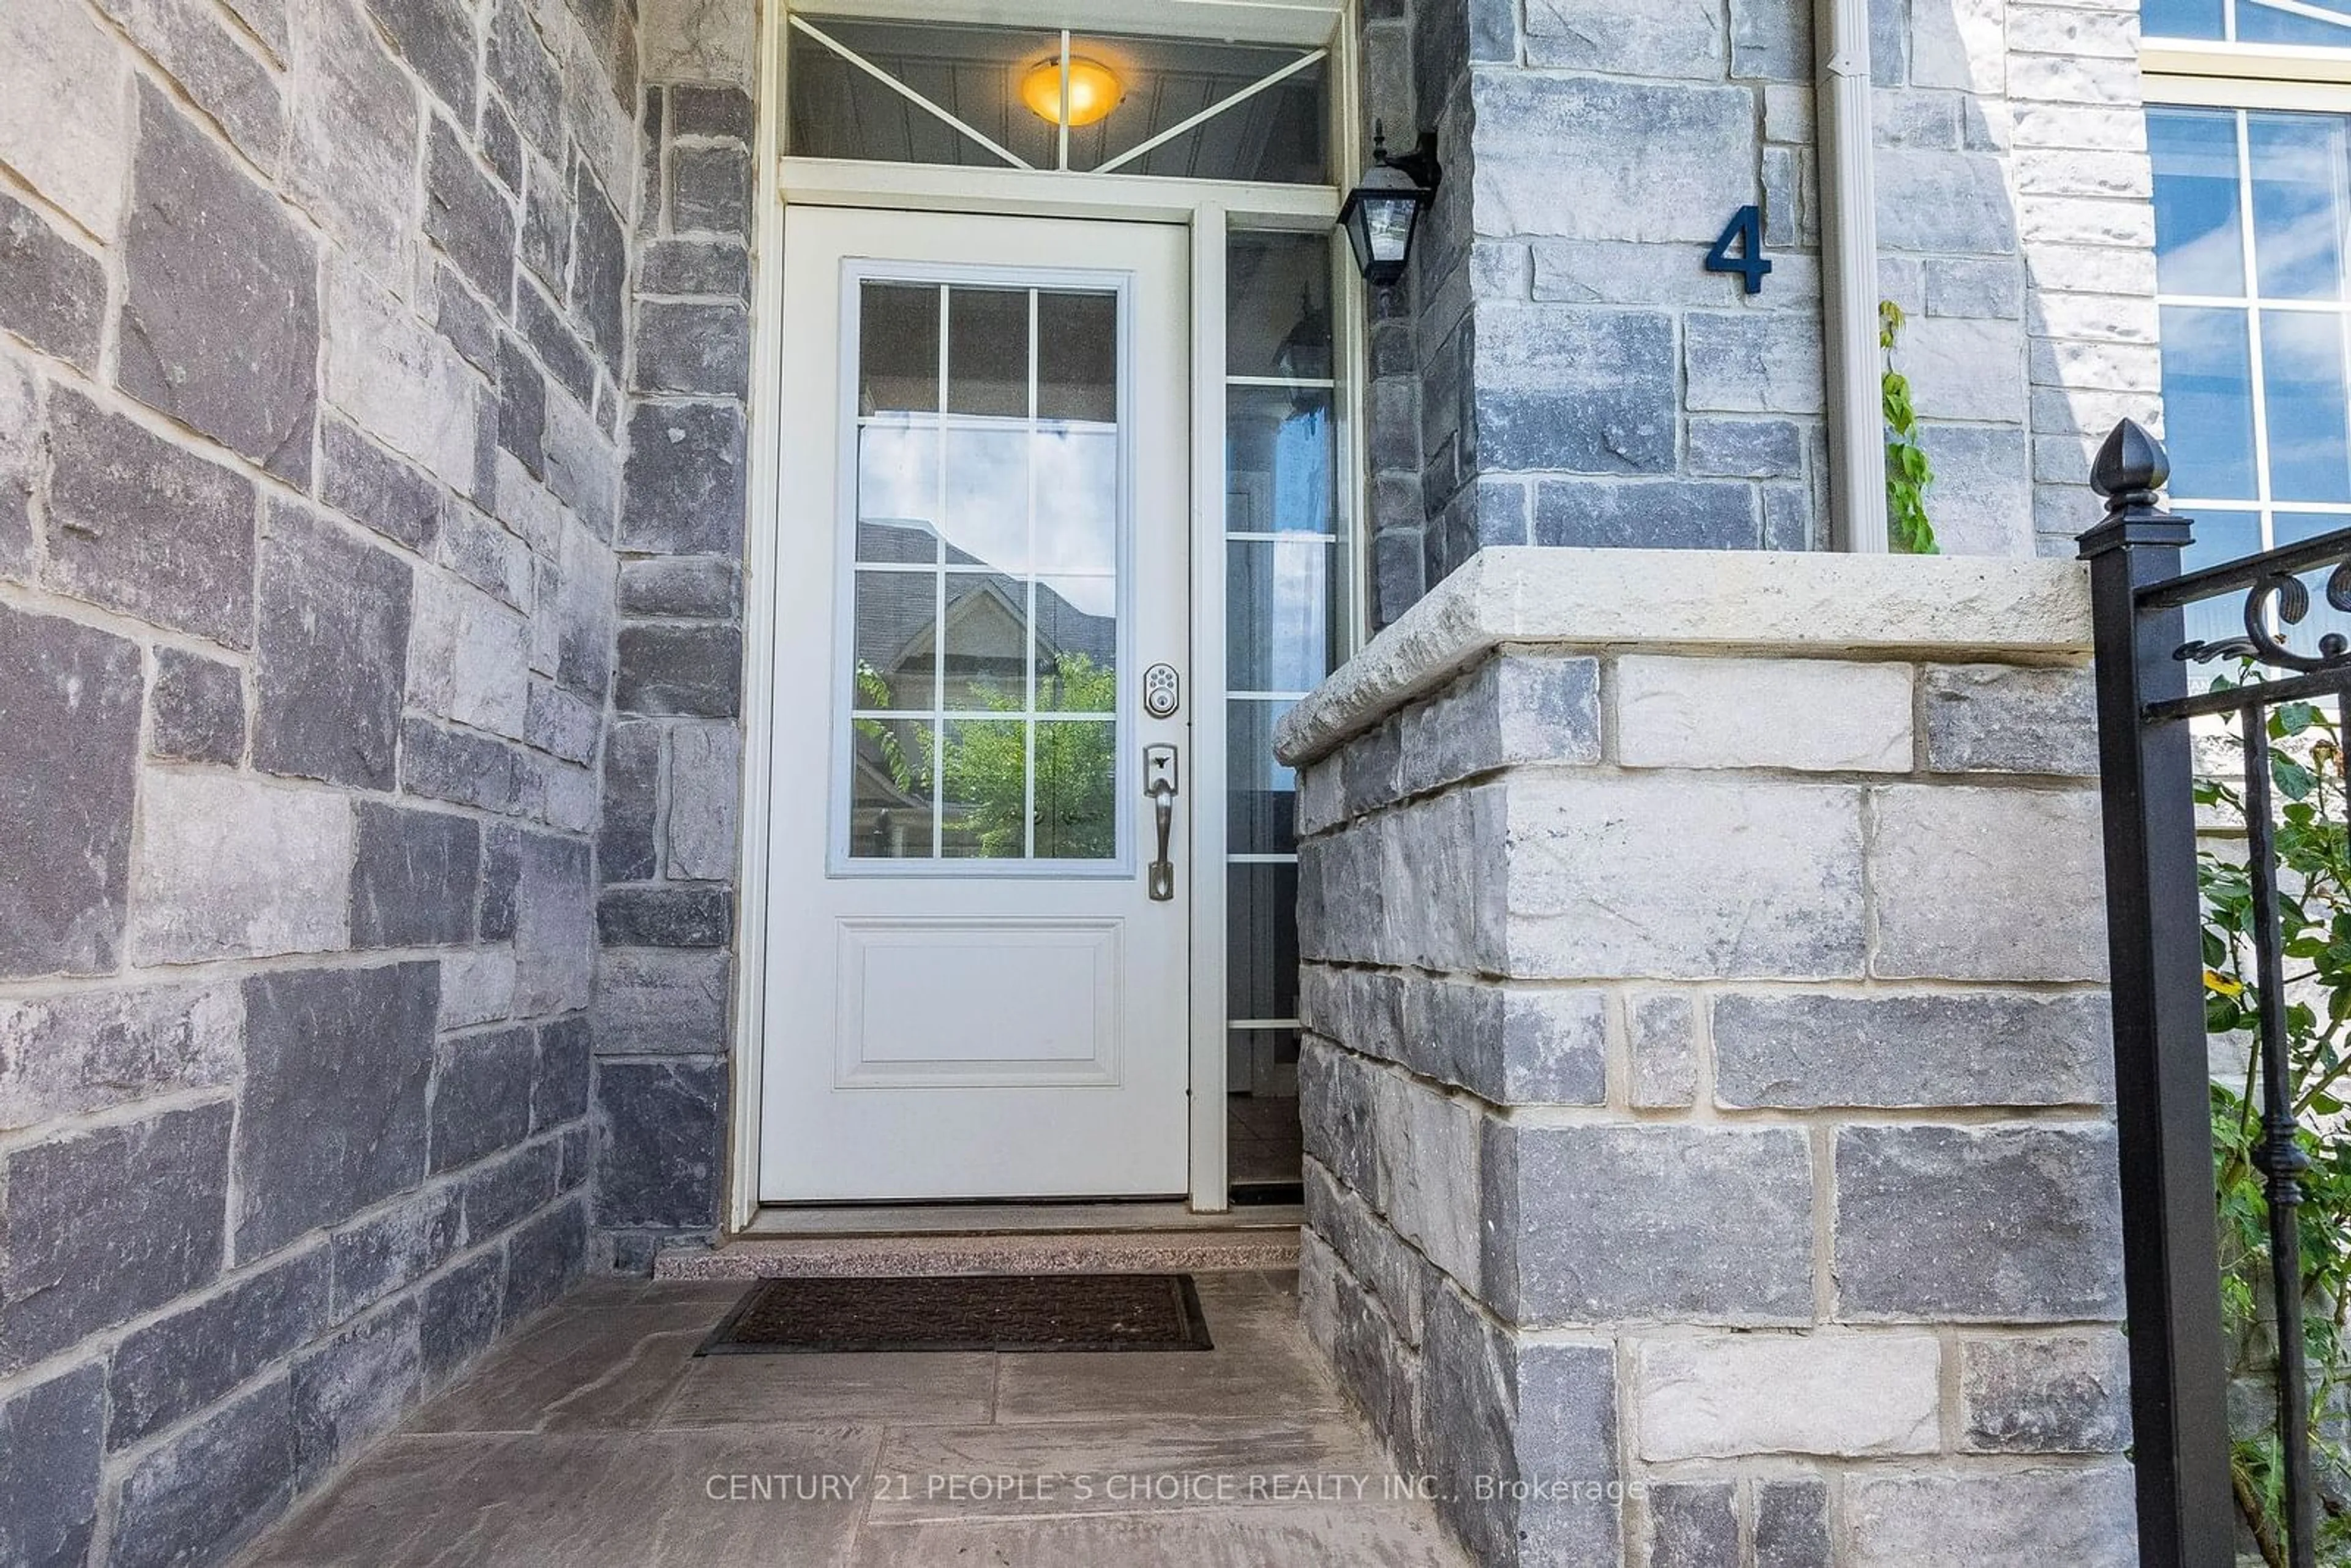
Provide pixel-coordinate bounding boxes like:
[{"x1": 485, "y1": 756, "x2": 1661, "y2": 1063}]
[{"x1": 1340, "y1": 125, "x2": 1442, "y2": 287}]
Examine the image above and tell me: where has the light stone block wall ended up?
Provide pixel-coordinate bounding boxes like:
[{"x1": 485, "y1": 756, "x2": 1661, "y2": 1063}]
[
  {"x1": 1275, "y1": 547, "x2": 2134, "y2": 1567},
  {"x1": 1365, "y1": 0, "x2": 2160, "y2": 623},
  {"x1": 1875, "y1": 0, "x2": 2161, "y2": 560},
  {"x1": 2002, "y1": 0, "x2": 2164, "y2": 556}
]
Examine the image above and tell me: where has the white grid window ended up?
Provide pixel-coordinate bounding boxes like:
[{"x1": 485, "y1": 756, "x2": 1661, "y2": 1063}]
[{"x1": 2150, "y1": 102, "x2": 2351, "y2": 650}]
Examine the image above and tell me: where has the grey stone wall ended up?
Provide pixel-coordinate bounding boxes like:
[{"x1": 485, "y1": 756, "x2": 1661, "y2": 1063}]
[
  {"x1": 594, "y1": 0, "x2": 756, "y2": 1269},
  {"x1": 1359, "y1": 0, "x2": 1482, "y2": 626},
  {"x1": 1277, "y1": 547, "x2": 2133, "y2": 1566},
  {"x1": 1362, "y1": 0, "x2": 1831, "y2": 632},
  {"x1": 1365, "y1": 0, "x2": 2158, "y2": 621},
  {"x1": 0, "y1": 0, "x2": 637, "y2": 1561}
]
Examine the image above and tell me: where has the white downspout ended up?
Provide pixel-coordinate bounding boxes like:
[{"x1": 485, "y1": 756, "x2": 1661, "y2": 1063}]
[{"x1": 1815, "y1": 0, "x2": 1890, "y2": 552}]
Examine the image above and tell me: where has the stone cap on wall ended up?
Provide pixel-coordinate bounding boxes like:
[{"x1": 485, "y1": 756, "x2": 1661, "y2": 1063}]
[{"x1": 1275, "y1": 547, "x2": 2094, "y2": 767}]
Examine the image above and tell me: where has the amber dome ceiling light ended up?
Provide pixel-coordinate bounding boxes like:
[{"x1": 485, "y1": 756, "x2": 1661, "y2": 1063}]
[{"x1": 1021, "y1": 55, "x2": 1122, "y2": 127}]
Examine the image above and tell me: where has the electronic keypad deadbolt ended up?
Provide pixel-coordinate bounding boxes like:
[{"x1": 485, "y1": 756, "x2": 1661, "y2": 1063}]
[{"x1": 1143, "y1": 663, "x2": 1180, "y2": 718}]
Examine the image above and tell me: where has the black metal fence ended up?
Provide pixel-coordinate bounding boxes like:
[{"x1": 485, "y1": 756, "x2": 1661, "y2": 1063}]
[{"x1": 2085, "y1": 417, "x2": 2341, "y2": 1567}]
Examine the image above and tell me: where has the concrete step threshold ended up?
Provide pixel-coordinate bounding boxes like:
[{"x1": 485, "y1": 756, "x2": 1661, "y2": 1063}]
[{"x1": 657, "y1": 1212, "x2": 1303, "y2": 1280}]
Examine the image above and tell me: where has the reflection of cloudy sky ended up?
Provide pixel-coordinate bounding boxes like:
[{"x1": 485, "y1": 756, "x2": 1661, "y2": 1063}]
[
  {"x1": 2159, "y1": 305, "x2": 2257, "y2": 497},
  {"x1": 2162, "y1": 225, "x2": 2245, "y2": 295},
  {"x1": 2151, "y1": 108, "x2": 2246, "y2": 295},
  {"x1": 1226, "y1": 540, "x2": 1329, "y2": 693},
  {"x1": 856, "y1": 420, "x2": 1117, "y2": 616},
  {"x1": 2153, "y1": 108, "x2": 2351, "y2": 298},
  {"x1": 2239, "y1": 0, "x2": 2351, "y2": 46},
  {"x1": 2159, "y1": 305, "x2": 2351, "y2": 505},
  {"x1": 2159, "y1": 303, "x2": 2249, "y2": 366},
  {"x1": 859, "y1": 424, "x2": 935, "y2": 533},
  {"x1": 1262, "y1": 544, "x2": 1327, "y2": 691},
  {"x1": 2261, "y1": 310, "x2": 2351, "y2": 501},
  {"x1": 2248, "y1": 116, "x2": 2349, "y2": 298},
  {"x1": 1276, "y1": 410, "x2": 1330, "y2": 530}
]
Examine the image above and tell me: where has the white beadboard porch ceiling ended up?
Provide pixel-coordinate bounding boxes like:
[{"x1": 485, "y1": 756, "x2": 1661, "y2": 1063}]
[{"x1": 786, "y1": 13, "x2": 1332, "y2": 181}]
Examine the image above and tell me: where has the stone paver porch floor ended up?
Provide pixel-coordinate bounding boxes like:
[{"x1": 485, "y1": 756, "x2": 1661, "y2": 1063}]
[{"x1": 233, "y1": 1271, "x2": 1466, "y2": 1566}]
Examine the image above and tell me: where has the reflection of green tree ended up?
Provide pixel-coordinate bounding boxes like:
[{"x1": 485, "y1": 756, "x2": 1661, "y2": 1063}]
[
  {"x1": 853, "y1": 666, "x2": 927, "y2": 795},
  {"x1": 854, "y1": 656, "x2": 1116, "y2": 859}
]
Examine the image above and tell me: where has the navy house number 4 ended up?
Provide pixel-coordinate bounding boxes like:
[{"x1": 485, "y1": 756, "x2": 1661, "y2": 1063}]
[{"x1": 1704, "y1": 205, "x2": 1772, "y2": 294}]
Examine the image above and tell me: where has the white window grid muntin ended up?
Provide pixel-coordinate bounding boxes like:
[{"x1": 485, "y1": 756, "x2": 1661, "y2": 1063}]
[
  {"x1": 829, "y1": 258, "x2": 1140, "y2": 878},
  {"x1": 787, "y1": 13, "x2": 1328, "y2": 178},
  {"x1": 2154, "y1": 103, "x2": 2351, "y2": 555}
]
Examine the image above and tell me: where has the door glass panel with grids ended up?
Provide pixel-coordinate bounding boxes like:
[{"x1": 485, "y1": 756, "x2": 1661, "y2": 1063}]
[
  {"x1": 846, "y1": 282, "x2": 1122, "y2": 865},
  {"x1": 764, "y1": 208, "x2": 1191, "y2": 1202}
]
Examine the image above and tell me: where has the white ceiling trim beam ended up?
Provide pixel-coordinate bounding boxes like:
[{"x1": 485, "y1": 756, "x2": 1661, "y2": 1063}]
[
  {"x1": 787, "y1": 0, "x2": 1344, "y2": 48},
  {"x1": 776, "y1": 157, "x2": 1340, "y2": 227}
]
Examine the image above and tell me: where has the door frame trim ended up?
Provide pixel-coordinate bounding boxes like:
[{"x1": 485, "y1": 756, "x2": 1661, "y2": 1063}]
[
  {"x1": 1185, "y1": 203, "x2": 1230, "y2": 1213},
  {"x1": 728, "y1": 9, "x2": 1365, "y2": 1231}
]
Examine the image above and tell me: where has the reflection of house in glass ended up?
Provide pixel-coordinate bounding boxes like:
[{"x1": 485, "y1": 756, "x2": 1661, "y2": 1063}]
[{"x1": 849, "y1": 518, "x2": 1117, "y2": 860}]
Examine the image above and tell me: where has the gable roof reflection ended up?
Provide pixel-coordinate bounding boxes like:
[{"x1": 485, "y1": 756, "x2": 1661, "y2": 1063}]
[
  {"x1": 848, "y1": 516, "x2": 1119, "y2": 833},
  {"x1": 853, "y1": 518, "x2": 1115, "y2": 709}
]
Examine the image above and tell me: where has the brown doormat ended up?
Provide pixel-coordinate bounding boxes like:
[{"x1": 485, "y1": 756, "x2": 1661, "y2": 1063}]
[{"x1": 695, "y1": 1272, "x2": 1214, "y2": 1354}]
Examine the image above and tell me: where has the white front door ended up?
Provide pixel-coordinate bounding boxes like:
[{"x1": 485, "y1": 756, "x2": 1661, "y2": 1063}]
[{"x1": 759, "y1": 206, "x2": 1192, "y2": 1202}]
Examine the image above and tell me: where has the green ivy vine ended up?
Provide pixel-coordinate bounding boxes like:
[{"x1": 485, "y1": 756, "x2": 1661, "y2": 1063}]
[
  {"x1": 2197, "y1": 686, "x2": 2351, "y2": 1563},
  {"x1": 1880, "y1": 300, "x2": 1938, "y2": 555}
]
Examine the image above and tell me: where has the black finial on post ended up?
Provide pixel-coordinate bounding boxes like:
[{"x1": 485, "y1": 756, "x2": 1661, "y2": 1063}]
[
  {"x1": 2093, "y1": 418, "x2": 2172, "y2": 512},
  {"x1": 2082, "y1": 417, "x2": 2191, "y2": 560}
]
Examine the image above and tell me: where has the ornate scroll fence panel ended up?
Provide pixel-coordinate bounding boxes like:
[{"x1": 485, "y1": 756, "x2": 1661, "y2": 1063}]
[{"x1": 2085, "y1": 417, "x2": 2343, "y2": 1568}]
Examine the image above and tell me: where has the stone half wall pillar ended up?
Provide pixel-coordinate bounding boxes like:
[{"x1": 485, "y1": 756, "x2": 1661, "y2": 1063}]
[{"x1": 1273, "y1": 546, "x2": 2136, "y2": 1567}]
